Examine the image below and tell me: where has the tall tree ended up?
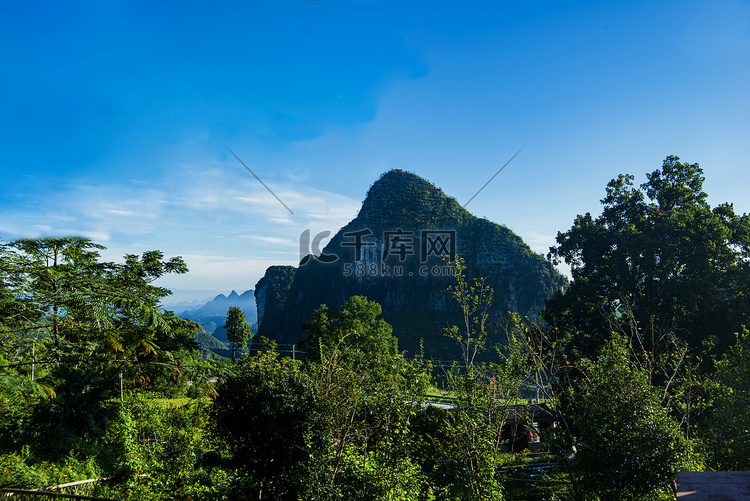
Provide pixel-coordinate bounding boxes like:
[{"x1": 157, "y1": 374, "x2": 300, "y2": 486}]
[
  {"x1": 444, "y1": 256, "x2": 494, "y2": 369},
  {"x1": 298, "y1": 295, "x2": 397, "y2": 366},
  {"x1": 223, "y1": 306, "x2": 252, "y2": 364},
  {"x1": 546, "y1": 156, "x2": 750, "y2": 359},
  {"x1": 3, "y1": 238, "x2": 196, "y2": 363}
]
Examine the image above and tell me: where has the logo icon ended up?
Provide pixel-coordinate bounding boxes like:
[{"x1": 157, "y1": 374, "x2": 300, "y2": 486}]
[{"x1": 299, "y1": 229, "x2": 338, "y2": 265}]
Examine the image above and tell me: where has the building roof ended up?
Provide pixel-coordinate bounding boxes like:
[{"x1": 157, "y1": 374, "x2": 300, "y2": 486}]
[{"x1": 676, "y1": 471, "x2": 750, "y2": 500}]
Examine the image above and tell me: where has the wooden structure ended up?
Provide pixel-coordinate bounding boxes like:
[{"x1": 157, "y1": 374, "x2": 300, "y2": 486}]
[{"x1": 500, "y1": 402, "x2": 556, "y2": 452}]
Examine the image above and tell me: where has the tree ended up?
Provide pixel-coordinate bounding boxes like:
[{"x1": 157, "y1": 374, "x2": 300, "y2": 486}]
[
  {"x1": 2, "y1": 238, "x2": 197, "y2": 364},
  {"x1": 0, "y1": 237, "x2": 200, "y2": 455},
  {"x1": 304, "y1": 349, "x2": 430, "y2": 501},
  {"x1": 564, "y1": 334, "x2": 696, "y2": 500},
  {"x1": 422, "y1": 259, "x2": 530, "y2": 500},
  {"x1": 701, "y1": 329, "x2": 750, "y2": 470},
  {"x1": 223, "y1": 307, "x2": 252, "y2": 364},
  {"x1": 444, "y1": 256, "x2": 494, "y2": 369},
  {"x1": 298, "y1": 295, "x2": 397, "y2": 365},
  {"x1": 209, "y1": 350, "x2": 320, "y2": 500},
  {"x1": 546, "y1": 155, "x2": 750, "y2": 359}
]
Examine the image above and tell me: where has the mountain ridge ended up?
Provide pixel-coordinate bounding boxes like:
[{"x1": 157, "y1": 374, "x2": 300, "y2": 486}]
[
  {"x1": 255, "y1": 170, "x2": 566, "y2": 361},
  {"x1": 173, "y1": 289, "x2": 257, "y2": 351}
]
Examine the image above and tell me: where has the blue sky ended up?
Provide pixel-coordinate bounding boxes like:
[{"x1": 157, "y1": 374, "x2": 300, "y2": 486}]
[{"x1": 2, "y1": 0, "x2": 749, "y2": 302}]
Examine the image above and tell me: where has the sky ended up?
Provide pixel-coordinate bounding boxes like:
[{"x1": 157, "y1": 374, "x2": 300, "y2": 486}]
[{"x1": 2, "y1": 0, "x2": 749, "y2": 303}]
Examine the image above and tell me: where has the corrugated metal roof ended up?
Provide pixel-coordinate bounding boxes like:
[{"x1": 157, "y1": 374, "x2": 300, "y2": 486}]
[{"x1": 677, "y1": 471, "x2": 750, "y2": 500}]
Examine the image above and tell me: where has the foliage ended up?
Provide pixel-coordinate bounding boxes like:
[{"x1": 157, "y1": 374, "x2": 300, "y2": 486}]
[
  {"x1": 419, "y1": 260, "x2": 532, "y2": 501},
  {"x1": 29, "y1": 367, "x2": 119, "y2": 458},
  {"x1": 565, "y1": 334, "x2": 696, "y2": 500},
  {"x1": 209, "y1": 350, "x2": 319, "y2": 500},
  {"x1": 444, "y1": 256, "x2": 494, "y2": 369},
  {"x1": 0, "y1": 236, "x2": 219, "y2": 496},
  {"x1": 0, "y1": 239, "x2": 201, "y2": 396},
  {"x1": 304, "y1": 350, "x2": 430, "y2": 500},
  {"x1": 100, "y1": 393, "x2": 214, "y2": 500},
  {"x1": 299, "y1": 295, "x2": 398, "y2": 366},
  {"x1": 546, "y1": 155, "x2": 750, "y2": 359},
  {"x1": 222, "y1": 306, "x2": 251, "y2": 364},
  {"x1": 427, "y1": 344, "x2": 529, "y2": 500},
  {"x1": 0, "y1": 450, "x2": 101, "y2": 490},
  {"x1": 2, "y1": 229, "x2": 731, "y2": 500},
  {"x1": 700, "y1": 328, "x2": 750, "y2": 470}
]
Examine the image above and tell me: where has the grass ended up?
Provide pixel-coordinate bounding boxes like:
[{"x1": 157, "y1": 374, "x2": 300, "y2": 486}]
[
  {"x1": 152, "y1": 397, "x2": 191, "y2": 408},
  {"x1": 425, "y1": 385, "x2": 455, "y2": 399}
]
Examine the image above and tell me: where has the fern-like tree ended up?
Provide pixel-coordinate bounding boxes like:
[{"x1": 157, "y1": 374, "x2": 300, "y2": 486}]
[{"x1": 0, "y1": 237, "x2": 200, "y2": 454}]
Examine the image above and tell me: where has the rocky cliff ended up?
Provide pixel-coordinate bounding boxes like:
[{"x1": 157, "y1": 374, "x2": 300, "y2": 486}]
[{"x1": 255, "y1": 170, "x2": 566, "y2": 360}]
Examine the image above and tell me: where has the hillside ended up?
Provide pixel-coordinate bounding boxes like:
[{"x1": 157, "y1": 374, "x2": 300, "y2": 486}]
[{"x1": 255, "y1": 170, "x2": 566, "y2": 361}]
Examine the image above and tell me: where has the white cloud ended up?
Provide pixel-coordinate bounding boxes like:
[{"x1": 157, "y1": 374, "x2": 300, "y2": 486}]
[
  {"x1": 106, "y1": 209, "x2": 136, "y2": 216},
  {"x1": 251, "y1": 235, "x2": 296, "y2": 245},
  {"x1": 1, "y1": 157, "x2": 360, "y2": 289}
]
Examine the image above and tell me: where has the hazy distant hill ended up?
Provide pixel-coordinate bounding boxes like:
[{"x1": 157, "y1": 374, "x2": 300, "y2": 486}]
[
  {"x1": 255, "y1": 170, "x2": 566, "y2": 361},
  {"x1": 174, "y1": 289, "x2": 257, "y2": 348},
  {"x1": 163, "y1": 297, "x2": 215, "y2": 312}
]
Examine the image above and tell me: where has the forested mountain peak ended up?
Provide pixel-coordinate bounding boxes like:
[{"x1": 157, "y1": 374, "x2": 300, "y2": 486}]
[
  {"x1": 358, "y1": 169, "x2": 472, "y2": 231},
  {"x1": 255, "y1": 170, "x2": 565, "y2": 360}
]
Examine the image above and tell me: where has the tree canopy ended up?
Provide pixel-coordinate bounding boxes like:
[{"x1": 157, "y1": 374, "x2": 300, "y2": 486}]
[
  {"x1": 223, "y1": 306, "x2": 252, "y2": 364},
  {"x1": 546, "y1": 155, "x2": 750, "y2": 358},
  {"x1": 298, "y1": 295, "x2": 398, "y2": 365},
  {"x1": 566, "y1": 334, "x2": 695, "y2": 500},
  {"x1": 0, "y1": 237, "x2": 200, "y2": 432}
]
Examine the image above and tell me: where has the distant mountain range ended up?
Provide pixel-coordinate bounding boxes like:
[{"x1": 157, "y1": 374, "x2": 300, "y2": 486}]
[{"x1": 168, "y1": 290, "x2": 257, "y2": 356}]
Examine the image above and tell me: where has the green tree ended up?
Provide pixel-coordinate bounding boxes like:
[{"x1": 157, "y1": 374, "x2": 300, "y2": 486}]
[
  {"x1": 0, "y1": 237, "x2": 200, "y2": 456},
  {"x1": 546, "y1": 155, "x2": 750, "y2": 359},
  {"x1": 429, "y1": 357, "x2": 528, "y2": 501},
  {"x1": 444, "y1": 256, "x2": 494, "y2": 369},
  {"x1": 701, "y1": 329, "x2": 750, "y2": 470},
  {"x1": 223, "y1": 306, "x2": 252, "y2": 364},
  {"x1": 299, "y1": 295, "x2": 397, "y2": 366},
  {"x1": 2, "y1": 238, "x2": 197, "y2": 364},
  {"x1": 565, "y1": 334, "x2": 696, "y2": 501},
  {"x1": 209, "y1": 350, "x2": 320, "y2": 500},
  {"x1": 304, "y1": 347, "x2": 430, "y2": 500},
  {"x1": 427, "y1": 260, "x2": 530, "y2": 501}
]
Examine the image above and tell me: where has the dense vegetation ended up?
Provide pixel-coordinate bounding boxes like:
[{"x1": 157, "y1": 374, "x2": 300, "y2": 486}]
[{"x1": 1, "y1": 156, "x2": 750, "y2": 500}]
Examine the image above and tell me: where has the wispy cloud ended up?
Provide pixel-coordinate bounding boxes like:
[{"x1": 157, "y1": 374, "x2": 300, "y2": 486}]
[
  {"x1": 1, "y1": 158, "x2": 361, "y2": 290},
  {"x1": 250, "y1": 235, "x2": 296, "y2": 245}
]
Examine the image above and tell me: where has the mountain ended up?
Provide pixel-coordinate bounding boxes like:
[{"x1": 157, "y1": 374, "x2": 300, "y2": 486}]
[
  {"x1": 176, "y1": 289, "x2": 257, "y2": 346},
  {"x1": 162, "y1": 297, "x2": 215, "y2": 312},
  {"x1": 160, "y1": 289, "x2": 225, "y2": 309},
  {"x1": 254, "y1": 170, "x2": 567, "y2": 361}
]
